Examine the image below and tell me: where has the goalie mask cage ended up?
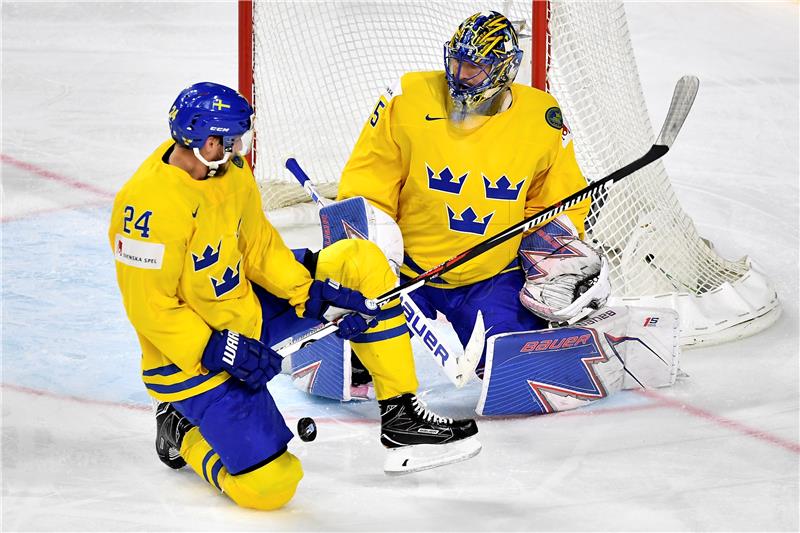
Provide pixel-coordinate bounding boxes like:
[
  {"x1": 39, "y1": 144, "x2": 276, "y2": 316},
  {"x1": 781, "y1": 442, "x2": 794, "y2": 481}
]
[{"x1": 239, "y1": 0, "x2": 780, "y2": 347}]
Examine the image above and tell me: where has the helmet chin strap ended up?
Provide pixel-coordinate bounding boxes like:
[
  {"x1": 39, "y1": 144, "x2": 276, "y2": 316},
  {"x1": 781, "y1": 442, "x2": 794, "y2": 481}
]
[{"x1": 192, "y1": 148, "x2": 231, "y2": 177}]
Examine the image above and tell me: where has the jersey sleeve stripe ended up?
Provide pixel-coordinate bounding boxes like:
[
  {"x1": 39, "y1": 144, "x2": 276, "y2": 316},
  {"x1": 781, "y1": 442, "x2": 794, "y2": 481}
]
[
  {"x1": 142, "y1": 363, "x2": 183, "y2": 377},
  {"x1": 144, "y1": 371, "x2": 222, "y2": 394}
]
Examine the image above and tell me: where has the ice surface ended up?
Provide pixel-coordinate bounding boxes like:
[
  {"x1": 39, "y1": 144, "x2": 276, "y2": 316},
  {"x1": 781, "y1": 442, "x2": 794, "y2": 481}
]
[{"x1": 1, "y1": 2, "x2": 798, "y2": 531}]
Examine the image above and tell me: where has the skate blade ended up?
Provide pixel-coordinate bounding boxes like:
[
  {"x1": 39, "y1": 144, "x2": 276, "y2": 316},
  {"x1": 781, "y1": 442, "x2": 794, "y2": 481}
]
[{"x1": 383, "y1": 436, "x2": 482, "y2": 476}]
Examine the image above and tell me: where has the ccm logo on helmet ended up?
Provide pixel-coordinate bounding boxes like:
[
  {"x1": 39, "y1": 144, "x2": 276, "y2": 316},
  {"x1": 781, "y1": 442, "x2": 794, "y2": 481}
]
[{"x1": 209, "y1": 126, "x2": 231, "y2": 132}]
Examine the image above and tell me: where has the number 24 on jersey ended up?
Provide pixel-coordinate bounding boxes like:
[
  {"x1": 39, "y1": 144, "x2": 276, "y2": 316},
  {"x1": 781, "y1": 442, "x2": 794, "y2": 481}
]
[{"x1": 123, "y1": 205, "x2": 153, "y2": 238}]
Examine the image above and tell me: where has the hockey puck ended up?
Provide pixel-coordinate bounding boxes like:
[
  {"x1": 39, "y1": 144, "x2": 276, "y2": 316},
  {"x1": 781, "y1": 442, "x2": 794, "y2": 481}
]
[{"x1": 297, "y1": 417, "x2": 317, "y2": 442}]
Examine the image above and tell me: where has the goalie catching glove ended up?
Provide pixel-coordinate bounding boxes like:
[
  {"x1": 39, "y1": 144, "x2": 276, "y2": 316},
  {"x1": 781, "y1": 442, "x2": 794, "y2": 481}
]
[{"x1": 518, "y1": 216, "x2": 611, "y2": 322}]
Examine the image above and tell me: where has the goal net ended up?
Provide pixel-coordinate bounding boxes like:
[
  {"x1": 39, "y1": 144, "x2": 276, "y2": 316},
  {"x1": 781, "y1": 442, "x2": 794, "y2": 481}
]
[{"x1": 240, "y1": 0, "x2": 780, "y2": 346}]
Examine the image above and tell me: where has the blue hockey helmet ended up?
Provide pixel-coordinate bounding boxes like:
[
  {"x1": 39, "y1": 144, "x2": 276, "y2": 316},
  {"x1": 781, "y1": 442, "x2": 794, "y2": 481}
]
[
  {"x1": 444, "y1": 11, "x2": 523, "y2": 114},
  {"x1": 168, "y1": 82, "x2": 254, "y2": 155}
]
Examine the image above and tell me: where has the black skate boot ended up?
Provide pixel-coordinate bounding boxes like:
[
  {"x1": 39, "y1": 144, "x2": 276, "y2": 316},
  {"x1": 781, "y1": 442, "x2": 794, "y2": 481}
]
[
  {"x1": 155, "y1": 402, "x2": 195, "y2": 470},
  {"x1": 379, "y1": 393, "x2": 481, "y2": 475}
]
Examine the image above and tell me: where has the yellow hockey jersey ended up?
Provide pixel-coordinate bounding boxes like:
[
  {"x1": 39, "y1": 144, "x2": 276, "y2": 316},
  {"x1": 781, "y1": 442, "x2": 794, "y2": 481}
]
[
  {"x1": 338, "y1": 71, "x2": 590, "y2": 287},
  {"x1": 109, "y1": 140, "x2": 313, "y2": 402}
]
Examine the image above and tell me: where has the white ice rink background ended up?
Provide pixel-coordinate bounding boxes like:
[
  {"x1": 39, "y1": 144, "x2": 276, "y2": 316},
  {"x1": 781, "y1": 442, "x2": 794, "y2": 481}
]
[{"x1": 1, "y1": 2, "x2": 798, "y2": 531}]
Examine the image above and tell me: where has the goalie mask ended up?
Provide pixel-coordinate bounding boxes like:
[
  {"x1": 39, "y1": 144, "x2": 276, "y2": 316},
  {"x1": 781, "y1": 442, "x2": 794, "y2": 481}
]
[
  {"x1": 518, "y1": 219, "x2": 611, "y2": 323},
  {"x1": 168, "y1": 82, "x2": 254, "y2": 176},
  {"x1": 444, "y1": 11, "x2": 523, "y2": 119}
]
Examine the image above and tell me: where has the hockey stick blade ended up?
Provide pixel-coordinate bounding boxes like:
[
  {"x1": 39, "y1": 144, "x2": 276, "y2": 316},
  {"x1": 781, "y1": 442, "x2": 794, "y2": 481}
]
[
  {"x1": 456, "y1": 310, "x2": 485, "y2": 388},
  {"x1": 656, "y1": 75, "x2": 699, "y2": 148},
  {"x1": 273, "y1": 76, "x2": 698, "y2": 357}
]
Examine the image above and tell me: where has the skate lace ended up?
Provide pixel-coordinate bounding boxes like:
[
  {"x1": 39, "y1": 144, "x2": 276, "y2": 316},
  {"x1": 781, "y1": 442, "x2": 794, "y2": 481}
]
[{"x1": 411, "y1": 396, "x2": 452, "y2": 425}]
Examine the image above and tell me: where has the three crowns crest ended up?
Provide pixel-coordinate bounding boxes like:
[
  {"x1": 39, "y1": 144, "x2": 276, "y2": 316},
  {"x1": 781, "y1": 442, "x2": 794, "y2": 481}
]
[
  {"x1": 446, "y1": 206, "x2": 494, "y2": 235},
  {"x1": 483, "y1": 175, "x2": 525, "y2": 201},
  {"x1": 427, "y1": 165, "x2": 467, "y2": 195}
]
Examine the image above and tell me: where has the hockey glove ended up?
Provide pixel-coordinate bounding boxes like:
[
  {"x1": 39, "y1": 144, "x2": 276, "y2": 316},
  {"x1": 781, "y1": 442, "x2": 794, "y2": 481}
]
[
  {"x1": 516, "y1": 216, "x2": 611, "y2": 323},
  {"x1": 201, "y1": 330, "x2": 282, "y2": 390},
  {"x1": 519, "y1": 237, "x2": 611, "y2": 322},
  {"x1": 304, "y1": 279, "x2": 379, "y2": 340}
]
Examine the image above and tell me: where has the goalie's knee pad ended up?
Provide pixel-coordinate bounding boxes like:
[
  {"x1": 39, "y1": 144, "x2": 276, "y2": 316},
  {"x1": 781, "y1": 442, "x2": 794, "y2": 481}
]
[
  {"x1": 224, "y1": 450, "x2": 303, "y2": 511},
  {"x1": 289, "y1": 333, "x2": 374, "y2": 401},
  {"x1": 319, "y1": 196, "x2": 403, "y2": 276},
  {"x1": 476, "y1": 306, "x2": 679, "y2": 416},
  {"x1": 518, "y1": 215, "x2": 610, "y2": 322}
]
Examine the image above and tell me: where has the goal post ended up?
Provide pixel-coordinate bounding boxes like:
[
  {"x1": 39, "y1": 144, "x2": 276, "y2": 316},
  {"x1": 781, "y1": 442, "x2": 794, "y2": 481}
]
[{"x1": 239, "y1": 0, "x2": 780, "y2": 347}]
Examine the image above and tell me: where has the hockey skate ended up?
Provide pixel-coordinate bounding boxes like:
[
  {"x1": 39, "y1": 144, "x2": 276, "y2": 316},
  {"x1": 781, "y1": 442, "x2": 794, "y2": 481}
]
[
  {"x1": 379, "y1": 393, "x2": 481, "y2": 475},
  {"x1": 154, "y1": 402, "x2": 194, "y2": 470}
]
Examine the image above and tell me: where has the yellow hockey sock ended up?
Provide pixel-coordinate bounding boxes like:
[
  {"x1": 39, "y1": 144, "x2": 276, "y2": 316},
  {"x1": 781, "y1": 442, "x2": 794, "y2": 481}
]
[{"x1": 180, "y1": 427, "x2": 303, "y2": 510}]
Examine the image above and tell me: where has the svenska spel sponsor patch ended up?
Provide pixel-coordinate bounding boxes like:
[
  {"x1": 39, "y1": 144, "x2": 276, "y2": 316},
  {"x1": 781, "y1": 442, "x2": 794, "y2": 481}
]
[{"x1": 114, "y1": 234, "x2": 164, "y2": 269}]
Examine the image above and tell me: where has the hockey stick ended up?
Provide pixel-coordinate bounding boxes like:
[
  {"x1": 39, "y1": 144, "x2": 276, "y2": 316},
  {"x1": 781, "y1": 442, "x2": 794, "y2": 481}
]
[
  {"x1": 286, "y1": 160, "x2": 483, "y2": 387},
  {"x1": 272, "y1": 75, "x2": 699, "y2": 357}
]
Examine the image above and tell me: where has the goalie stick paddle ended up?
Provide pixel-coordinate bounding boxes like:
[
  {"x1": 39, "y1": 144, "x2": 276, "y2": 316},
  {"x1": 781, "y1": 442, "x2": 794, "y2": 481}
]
[
  {"x1": 284, "y1": 158, "x2": 484, "y2": 387},
  {"x1": 272, "y1": 75, "x2": 699, "y2": 357}
]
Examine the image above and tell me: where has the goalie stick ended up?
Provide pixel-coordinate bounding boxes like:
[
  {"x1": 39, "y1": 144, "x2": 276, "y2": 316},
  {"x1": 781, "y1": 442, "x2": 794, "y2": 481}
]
[
  {"x1": 286, "y1": 162, "x2": 484, "y2": 387},
  {"x1": 271, "y1": 75, "x2": 699, "y2": 358}
]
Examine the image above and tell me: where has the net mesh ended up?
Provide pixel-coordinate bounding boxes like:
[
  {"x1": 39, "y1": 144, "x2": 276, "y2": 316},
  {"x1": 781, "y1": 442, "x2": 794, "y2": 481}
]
[
  {"x1": 251, "y1": 1, "x2": 533, "y2": 209},
  {"x1": 544, "y1": 2, "x2": 749, "y2": 297},
  {"x1": 250, "y1": 0, "x2": 755, "y2": 302}
]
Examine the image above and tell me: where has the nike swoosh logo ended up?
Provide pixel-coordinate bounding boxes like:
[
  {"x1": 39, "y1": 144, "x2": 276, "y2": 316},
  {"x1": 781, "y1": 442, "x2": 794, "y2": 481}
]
[
  {"x1": 192, "y1": 206, "x2": 199, "y2": 218},
  {"x1": 425, "y1": 114, "x2": 446, "y2": 121}
]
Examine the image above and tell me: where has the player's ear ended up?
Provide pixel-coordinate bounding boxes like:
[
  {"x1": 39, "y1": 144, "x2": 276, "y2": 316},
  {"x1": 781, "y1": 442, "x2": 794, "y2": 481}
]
[{"x1": 200, "y1": 136, "x2": 221, "y2": 156}]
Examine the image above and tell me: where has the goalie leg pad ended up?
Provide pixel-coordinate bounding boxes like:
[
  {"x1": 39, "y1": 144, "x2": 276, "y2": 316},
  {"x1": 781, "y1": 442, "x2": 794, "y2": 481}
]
[
  {"x1": 580, "y1": 306, "x2": 680, "y2": 390},
  {"x1": 319, "y1": 196, "x2": 404, "y2": 274},
  {"x1": 290, "y1": 334, "x2": 362, "y2": 401},
  {"x1": 476, "y1": 306, "x2": 679, "y2": 416},
  {"x1": 476, "y1": 325, "x2": 621, "y2": 416}
]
